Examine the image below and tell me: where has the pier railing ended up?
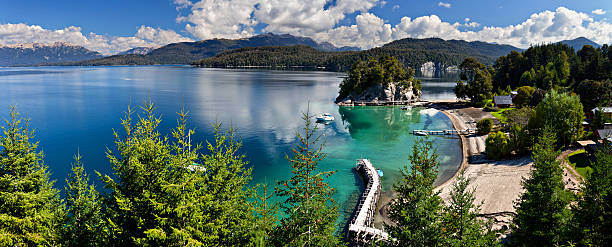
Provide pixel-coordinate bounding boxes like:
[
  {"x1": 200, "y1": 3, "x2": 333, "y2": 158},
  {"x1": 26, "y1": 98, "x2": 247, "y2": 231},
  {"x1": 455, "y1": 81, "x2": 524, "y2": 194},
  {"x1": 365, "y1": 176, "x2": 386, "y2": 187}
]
[{"x1": 347, "y1": 159, "x2": 389, "y2": 246}]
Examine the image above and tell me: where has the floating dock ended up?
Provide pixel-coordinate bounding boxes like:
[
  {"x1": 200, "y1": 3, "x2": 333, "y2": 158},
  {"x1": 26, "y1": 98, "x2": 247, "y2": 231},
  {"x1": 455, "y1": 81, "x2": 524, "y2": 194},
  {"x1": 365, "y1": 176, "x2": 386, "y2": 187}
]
[
  {"x1": 347, "y1": 159, "x2": 389, "y2": 246},
  {"x1": 412, "y1": 128, "x2": 475, "y2": 136}
]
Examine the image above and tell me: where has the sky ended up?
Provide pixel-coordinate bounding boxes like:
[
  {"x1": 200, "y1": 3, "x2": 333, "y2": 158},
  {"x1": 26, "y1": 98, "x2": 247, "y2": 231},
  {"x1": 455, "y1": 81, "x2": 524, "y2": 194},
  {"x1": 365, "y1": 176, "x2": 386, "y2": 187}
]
[{"x1": 0, "y1": 0, "x2": 611, "y2": 55}]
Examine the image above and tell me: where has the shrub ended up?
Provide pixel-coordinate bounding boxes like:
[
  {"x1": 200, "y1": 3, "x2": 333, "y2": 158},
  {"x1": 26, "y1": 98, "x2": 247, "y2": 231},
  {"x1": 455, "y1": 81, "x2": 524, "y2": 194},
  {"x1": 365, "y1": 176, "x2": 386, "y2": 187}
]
[
  {"x1": 515, "y1": 86, "x2": 535, "y2": 107},
  {"x1": 476, "y1": 118, "x2": 493, "y2": 135},
  {"x1": 485, "y1": 131, "x2": 511, "y2": 160}
]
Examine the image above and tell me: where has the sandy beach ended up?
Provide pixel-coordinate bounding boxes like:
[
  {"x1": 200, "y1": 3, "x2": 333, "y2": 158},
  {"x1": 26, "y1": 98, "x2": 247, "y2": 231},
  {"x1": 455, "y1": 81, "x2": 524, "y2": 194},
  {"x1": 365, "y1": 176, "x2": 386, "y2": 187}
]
[{"x1": 372, "y1": 102, "x2": 583, "y2": 233}]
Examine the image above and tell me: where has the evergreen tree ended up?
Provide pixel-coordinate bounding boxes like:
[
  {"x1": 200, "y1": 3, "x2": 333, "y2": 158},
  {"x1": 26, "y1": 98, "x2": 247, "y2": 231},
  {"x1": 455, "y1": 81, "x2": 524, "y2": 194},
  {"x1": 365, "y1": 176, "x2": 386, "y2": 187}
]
[
  {"x1": 387, "y1": 138, "x2": 444, "y2": 246},
  {"x1": 0, "y1": 106, "x2": 64, "y2": 246},
  {"x1": 271, "y1": 109, "x2": 342, "y2": 247},
  {"x1": 63, "y1": 153, "x2": 105, "y2": 246},
  {"x1": 511, "y1": 130, "x2": 573, "y2": 246},
  {"x1": 443, "y1": 170, "x2": 499, "y2": 247},
  {"x1": 101, "y1": 102, "x2": 260, "y2": 246},
  {"x1": 454, "y1": 57, "x2": 493, "y2": 106},
  {"x1": 571, "y1": 142, "x2": 612, "y2": 246}
]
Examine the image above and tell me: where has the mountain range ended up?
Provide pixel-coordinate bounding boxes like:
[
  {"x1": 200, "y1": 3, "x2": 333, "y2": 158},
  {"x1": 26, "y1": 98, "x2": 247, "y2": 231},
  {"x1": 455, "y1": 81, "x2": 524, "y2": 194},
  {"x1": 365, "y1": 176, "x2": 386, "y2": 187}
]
[
  {"x1": 55, "y1": 33, "x2": 360, "y2": 66},
  {"x1": 0, "y1": 42, "x2": 103, "y2": 66},
  {"x1": 558, "y1": 37, "x2": 601, "y2": 51},
  {"x1": 0, "y1": 35, "x2": 603, "y2": 69}
]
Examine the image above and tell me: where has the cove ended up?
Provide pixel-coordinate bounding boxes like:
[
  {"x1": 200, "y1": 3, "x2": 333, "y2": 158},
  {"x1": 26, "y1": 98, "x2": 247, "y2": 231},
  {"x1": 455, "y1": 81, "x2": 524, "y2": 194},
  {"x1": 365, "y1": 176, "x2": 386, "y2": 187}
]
[{"x1": 0, "y1": 65, "x2": 461, "y2": 224}]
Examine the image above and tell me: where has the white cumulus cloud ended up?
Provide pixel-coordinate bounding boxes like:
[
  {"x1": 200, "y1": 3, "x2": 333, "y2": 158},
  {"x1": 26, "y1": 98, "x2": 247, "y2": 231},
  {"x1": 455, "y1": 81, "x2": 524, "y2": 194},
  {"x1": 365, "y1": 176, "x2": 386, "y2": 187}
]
[
  {"x1": 313, "y1": 7, "x2": 611, "y2": 49},
  {"x1": 438, "y1": 2, "x2": 451, "y2": 8},
  {"x1": 177, "y1": 0, "x2": 378, "y2": 40},
  {"x1": 592, "y1": 9, "x2": 606, "y2": 15}
]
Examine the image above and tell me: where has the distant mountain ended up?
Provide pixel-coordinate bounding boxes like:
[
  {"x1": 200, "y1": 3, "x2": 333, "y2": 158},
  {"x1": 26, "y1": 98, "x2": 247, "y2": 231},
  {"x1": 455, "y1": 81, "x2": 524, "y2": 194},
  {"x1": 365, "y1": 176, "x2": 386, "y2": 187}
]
[
  {"x1": 194, "y1": 37, "x2": 522, "y2": 72},
  {"x1": 558, "y1": 37, "x2": 601, "y2": 51},
  {"x1": 0, "y1": 42, "x2": 103, "y2": 66},
  {"x1": 118, "y1": 46, "x2": 157, "y2": 55},
  {"x1": 61, "y1": 33, "x2": 355, "y2": 66},
  {"x1": 383, "y1": 38, "x2": 520, "y2": 63}
]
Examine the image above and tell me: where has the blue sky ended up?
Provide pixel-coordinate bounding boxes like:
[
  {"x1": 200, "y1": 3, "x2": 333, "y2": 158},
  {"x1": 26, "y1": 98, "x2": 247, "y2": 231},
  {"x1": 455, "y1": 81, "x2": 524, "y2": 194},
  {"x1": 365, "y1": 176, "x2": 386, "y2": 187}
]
[{"x1": 0, "y1": 0, "x2": 610, "y2": 54}]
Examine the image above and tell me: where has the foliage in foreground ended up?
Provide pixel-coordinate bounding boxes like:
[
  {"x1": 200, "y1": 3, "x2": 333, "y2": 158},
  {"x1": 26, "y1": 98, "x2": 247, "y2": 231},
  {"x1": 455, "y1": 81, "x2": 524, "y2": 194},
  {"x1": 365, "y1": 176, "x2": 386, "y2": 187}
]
[
  {"x1": 271, "y1": 109, "x2": 342, "y2": 247},
  {"x1": 62, "y1": 154, "x2": 105, "y2": 246},
  {"x1": 100, "y1": 102, "x2": 263, "y2": 246},
  {"x1": 387, "y1": 138, "x2": 445, "y2": 246},
  {"x1": 387, "y1": 138, "x2": 500, "y2": 246},
  {"x1": 442, "y1": 170, "x2": 499, "y2": 247},
  {"x1": 0, "y1": 106, "x2": 64, "y2": 246},
  {"x1": 512, "y1": 130, "x2": 573, "y2": 246},
  {"x1": 570, "y1": 142, "x2": 612, "y2": 246}
]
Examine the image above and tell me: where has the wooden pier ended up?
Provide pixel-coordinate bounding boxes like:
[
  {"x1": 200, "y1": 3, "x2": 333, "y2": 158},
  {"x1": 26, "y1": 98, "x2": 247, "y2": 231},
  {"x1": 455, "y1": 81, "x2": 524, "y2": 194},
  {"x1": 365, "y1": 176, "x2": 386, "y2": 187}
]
[
  {"x1": 347, "y1": 159, "x2": 390, "y2": 246},
  {"x1": 338, "y1": 100, "x2": 418, "y2": 106},
  {"x1": 413, "y1": 128, "x2": 475, "y2": 136}
]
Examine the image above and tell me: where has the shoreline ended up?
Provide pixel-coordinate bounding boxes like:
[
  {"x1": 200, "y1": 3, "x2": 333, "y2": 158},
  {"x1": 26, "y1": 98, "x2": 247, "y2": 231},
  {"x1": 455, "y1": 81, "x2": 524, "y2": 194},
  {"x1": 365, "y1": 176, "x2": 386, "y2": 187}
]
[
  {"x1": 371, "y1": 100, "x2": 477, "y2": 228},
  {"x1": 435, "y1": 106, "x2": 470, "y2": 188}
]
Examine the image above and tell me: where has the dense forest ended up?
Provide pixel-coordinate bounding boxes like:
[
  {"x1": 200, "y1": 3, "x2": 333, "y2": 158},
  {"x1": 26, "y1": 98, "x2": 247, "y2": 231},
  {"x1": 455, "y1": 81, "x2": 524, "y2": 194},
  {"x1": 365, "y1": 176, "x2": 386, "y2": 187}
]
[
  {"x1": 194, "y1": 38, "x2": 520, "y2": 72},
  {"x1": 455, "y1": 43, "x2": 612, "y2": 110}
]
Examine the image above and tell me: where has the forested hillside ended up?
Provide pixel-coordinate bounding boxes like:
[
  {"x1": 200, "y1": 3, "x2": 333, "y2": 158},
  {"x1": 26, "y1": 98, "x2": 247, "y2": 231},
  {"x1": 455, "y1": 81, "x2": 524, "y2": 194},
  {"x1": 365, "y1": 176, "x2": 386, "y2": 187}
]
[
  {"x1": 194, "y1": 38, "x2": 521, "y2": 72},
  {"x1": 57, "y1": 33, "x2": 357, "y2": 66}
]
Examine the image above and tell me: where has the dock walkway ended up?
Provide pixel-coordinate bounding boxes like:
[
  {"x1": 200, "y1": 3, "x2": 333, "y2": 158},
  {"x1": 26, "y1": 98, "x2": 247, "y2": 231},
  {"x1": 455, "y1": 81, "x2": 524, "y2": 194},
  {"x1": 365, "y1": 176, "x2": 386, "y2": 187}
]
[
  {"x1": 412, "y1": 128, "x2": 475, "y2": 136},
  {"x1": 347, "y1": 159, "x2": 390, "y2": 246}
]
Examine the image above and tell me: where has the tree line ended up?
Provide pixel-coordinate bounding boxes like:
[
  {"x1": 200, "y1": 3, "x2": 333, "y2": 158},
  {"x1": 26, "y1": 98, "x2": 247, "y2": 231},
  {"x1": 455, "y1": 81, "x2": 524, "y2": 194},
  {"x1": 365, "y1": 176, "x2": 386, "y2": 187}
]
[{"x1": 456, "y1": 43, "x2": 611, "y2": 111}]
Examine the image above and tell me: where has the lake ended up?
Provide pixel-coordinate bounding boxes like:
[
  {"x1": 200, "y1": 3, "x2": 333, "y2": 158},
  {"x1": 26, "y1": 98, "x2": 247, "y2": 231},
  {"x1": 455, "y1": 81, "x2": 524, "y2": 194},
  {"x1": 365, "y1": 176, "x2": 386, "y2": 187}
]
[{"x1": 0, "y1": 66, "x2": 461, "y2": 224}]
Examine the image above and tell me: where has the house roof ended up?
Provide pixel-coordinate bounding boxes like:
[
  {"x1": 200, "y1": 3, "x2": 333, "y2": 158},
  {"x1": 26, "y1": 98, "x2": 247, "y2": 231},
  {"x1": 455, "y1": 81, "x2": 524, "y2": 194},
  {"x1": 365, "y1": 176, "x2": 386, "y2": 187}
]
[{"x1": 493, "y1": 95, "x2": 513, "y2": 105}]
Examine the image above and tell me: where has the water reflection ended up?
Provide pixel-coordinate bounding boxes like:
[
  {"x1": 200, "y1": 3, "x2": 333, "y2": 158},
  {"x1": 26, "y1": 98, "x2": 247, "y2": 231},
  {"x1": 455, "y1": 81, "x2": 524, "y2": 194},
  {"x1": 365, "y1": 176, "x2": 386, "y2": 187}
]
[{"x1": 338, "y1": 106, "x2": 422, "y2": 142}]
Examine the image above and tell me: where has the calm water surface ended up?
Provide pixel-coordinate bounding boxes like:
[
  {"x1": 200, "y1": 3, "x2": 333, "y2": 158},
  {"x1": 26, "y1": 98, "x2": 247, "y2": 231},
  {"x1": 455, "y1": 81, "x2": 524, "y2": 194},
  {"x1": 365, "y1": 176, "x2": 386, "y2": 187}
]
[{"x1": 0, "y1": 66, "x2": 461, "y2": 223}]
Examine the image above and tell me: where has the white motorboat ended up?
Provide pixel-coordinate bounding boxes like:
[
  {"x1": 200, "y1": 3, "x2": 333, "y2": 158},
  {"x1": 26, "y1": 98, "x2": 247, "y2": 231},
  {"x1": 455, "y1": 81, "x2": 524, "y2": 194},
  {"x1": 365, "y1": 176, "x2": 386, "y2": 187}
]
[
  {"x1": 414, "y1": 131, "x2": 428, "y2": 136},
  {"x1": 316, "y1": 113, "x2": 334, "y2": 122},
  {"x1": 401, "y1": 105, "x2": 412, "y2": 110}
]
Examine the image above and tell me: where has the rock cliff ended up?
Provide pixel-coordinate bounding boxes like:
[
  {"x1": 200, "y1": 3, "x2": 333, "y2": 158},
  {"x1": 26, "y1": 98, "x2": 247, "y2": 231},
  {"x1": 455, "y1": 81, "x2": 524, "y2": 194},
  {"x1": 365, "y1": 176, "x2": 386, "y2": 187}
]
[{"x1": 336, "y1": 81, "x2": 421, "y2": 104}]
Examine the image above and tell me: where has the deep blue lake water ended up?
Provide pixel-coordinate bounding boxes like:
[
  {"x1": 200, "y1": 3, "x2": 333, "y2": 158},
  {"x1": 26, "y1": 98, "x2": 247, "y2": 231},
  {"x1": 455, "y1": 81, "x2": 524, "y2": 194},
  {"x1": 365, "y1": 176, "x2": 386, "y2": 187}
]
[{"x1": 0, "y1": 66, "x2": 461, "y2": 223}]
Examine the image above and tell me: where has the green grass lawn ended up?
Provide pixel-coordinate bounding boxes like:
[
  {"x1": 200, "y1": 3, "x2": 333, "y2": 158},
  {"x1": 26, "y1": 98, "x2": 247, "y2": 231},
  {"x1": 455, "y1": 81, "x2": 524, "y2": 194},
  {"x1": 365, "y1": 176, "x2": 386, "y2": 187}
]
[
  {"x1": 566, "y1": 150, "x2": 593, "y2": 177},
  {"x1": 491, "y1": 108, "x2": 512, "y2": 123}
]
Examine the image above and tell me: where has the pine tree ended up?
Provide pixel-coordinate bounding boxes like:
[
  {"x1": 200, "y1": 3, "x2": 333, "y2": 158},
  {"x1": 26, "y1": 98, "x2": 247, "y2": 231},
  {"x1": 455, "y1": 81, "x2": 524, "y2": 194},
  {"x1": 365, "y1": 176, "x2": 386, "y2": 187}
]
[
  {"x1": 100, "y1": 102, "x2": 175, "y2": 245},
  {"x1": 101, "y1": 102, "x2": 261, "y2": 246},
  {"x1": 0, "y1": 106, "x2": 64, "y2": 246},
  {"x1": 571, "y1": 141, "x2": 612, "y2": 246},
  {"x1": 511, "y1": 130, "x2": 573, "y2": 246},
  {"x1": 442, "y1": 170, "x2": 499, "y2": 247},
  {"x1": 63, "y1": 153, "x2": 105, "y2": 246},
  {"x1": 271, "y1": 109, "x2": 342, "y2": 247},
  {"x1": 387, "y1": 137, "x2": 444, "y2": 246}
]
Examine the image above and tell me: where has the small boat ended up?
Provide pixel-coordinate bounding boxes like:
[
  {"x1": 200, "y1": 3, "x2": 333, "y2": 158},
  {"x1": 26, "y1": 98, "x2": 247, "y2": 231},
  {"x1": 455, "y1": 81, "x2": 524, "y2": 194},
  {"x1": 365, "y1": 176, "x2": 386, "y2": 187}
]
[
  {"x1": 401, "y1": 105, "x2": 412, "y2": 110},
  {"x1": 414, "y1": 131, "x2": 428, "y2": 136},
  {"x1": 316, "y1": 113, "x2": 334, "y2": 122},
  {"x1": 377, "y1": 169, "x2": 384, "y2": 177}
]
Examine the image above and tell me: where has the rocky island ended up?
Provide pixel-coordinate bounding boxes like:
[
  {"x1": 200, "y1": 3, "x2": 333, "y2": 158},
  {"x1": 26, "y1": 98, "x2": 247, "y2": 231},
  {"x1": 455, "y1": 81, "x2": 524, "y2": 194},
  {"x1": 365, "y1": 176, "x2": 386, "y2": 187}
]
[{"x1": 335, "y1": 56, "x2": 421, "y2": 105}]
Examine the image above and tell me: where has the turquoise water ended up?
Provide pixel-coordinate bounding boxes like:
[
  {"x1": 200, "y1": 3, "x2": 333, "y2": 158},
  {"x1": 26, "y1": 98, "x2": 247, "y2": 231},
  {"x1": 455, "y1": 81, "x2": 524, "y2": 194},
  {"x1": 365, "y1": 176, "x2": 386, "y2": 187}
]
[{"x1": 0, "y1": 66, "x2": 461, "y2": 223}]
